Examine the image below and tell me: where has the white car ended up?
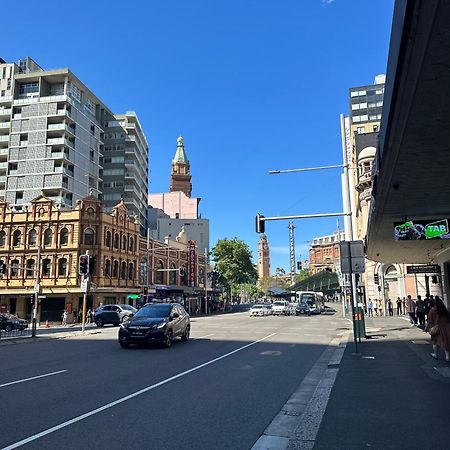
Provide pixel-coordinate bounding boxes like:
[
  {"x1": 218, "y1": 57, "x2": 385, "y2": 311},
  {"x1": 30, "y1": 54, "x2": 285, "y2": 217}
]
[
  {"x1": 272, "y1": 300, "x2": 291, "y2": 316},
  {"x1": 249, "y1": 304, "x2": 269, "y2": 317}
]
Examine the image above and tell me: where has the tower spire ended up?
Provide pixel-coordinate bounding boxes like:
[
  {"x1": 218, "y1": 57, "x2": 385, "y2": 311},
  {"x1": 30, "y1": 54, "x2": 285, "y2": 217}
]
[{"x1": 170, "y1": 135, "x2": 192, "y2": 197}]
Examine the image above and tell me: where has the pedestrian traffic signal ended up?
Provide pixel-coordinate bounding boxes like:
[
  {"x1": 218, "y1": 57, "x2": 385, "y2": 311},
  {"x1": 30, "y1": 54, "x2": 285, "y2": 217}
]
[
  {"x1": 88, "y1": 255, "x2": 95, "y2": 275},
  {"x1": 256, "y1": 214, "x2": 265, "y2": 233},
  {"x1": 374, "y1": 274, "x2": 379, "y2": 284},
  {"x1": 79, "y1": 255, "x2": 89, "y2": 275},
  {"x1": 297, "y1": 261, "x2": 302, "y2": 271}
]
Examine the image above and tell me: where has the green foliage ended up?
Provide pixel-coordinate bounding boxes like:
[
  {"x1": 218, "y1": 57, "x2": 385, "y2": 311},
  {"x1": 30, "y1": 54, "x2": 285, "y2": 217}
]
[
  {"x1": 275, "y1": 267, "x2": 286, "y2": 277},
  {"x1": 295, "y1": 269, "x2": 310, "y2": 284},
  {"x1": 242, "y1": 283, "x2": 264, "y2": 300},
  {"x1": 211, "y1": 238, "x2": 258, "y2": 288}
]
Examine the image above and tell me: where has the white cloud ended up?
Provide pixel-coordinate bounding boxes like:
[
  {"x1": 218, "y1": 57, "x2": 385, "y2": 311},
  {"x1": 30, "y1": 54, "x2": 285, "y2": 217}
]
[{"x1": 322, "y1": 0, "x2": 335, "y2": 5}]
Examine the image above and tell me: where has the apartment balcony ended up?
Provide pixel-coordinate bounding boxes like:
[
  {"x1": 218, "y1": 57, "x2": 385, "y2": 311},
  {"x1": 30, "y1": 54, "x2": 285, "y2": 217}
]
[
  {"x1": 0, "y1": 96, "x2": 13, "y2": 103},
  {"x1": 0, "y1": 176, "x2": 6, "y2": 184},
  {"x1": 0, "y1": 135, "x2": 9, "y2": 142},
  {"x1": 49, "y1": 152, "x2": 70, "y2": 162},
  {"x1": 0, "y1": 122, "x2": 10, "y2": 129},
  {"x1": 47, "y1": 137, "x2": 75, "y2": 149},
  {"x1": 124, "y1": 184, "x2": 141, "y2": 198},
  {"x1": 53, "y1": 167, "x2": 74, "y2": 177},
  {"x1": 0, "y1": 148, "x2": 8, "y2": 157},
  {"x1": 0, "y1": 108, "x2": 12, "y2": 116},
  {"x1": 0, "y1": 162, "x2": 8, "y2": 170},
  {"x1": 47, "y1": 123, "x2": 75, "y2": 136}
]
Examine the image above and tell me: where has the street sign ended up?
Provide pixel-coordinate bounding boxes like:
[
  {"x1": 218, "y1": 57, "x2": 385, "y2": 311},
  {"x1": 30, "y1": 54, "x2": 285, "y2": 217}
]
[
  {"x1": 80, "y1": 277, "x2": 88, "y2": 293},
  {"x1": 34, "y1": 284, "x2": 40, "y2": 293},
  {"x1": 37, "y1": 295, "x2": 46, "y2": 299},
  {"x1": 339, "y1": 240, "x2": 365, "y2": 274},
  {"x1": 406, "y1": 264, "x2": 440, "y2": 274}
]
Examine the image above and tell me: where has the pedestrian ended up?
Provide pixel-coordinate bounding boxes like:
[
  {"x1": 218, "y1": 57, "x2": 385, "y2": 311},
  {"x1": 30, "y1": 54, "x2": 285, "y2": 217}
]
[
  {"x1": 426, "y1": 296, "x2": 450, "y2": 362},
  {"x1": 367, "y1": 298, "x2": 374, "y2": 317},
  {"x1": 374, "y1": 299, "x2": 379, "y2": 317},
  {"x1": 402, "y1": 297, "x2": 407, "y2": 314},
  {"x1": 378, "y1": 299, "x2": 384, "y2": 316},
  {"x1": 387, "y1": 298, "x2": 394, "y2": 316},
  {"x1": 416, "y1": 295, "x2": 426, "y2": 328},
  {"x1": 406, "y1": 295, "x2": 417, "y2": 326},
  {"x1": 425, "y1": 295, "x2": 433, "y2": 320},
  {"x1": 61, "y1": 310, "x2": 67, "y2": 325},
  {"x1": 396, "y1": 297, "x2": 403, "y2": 315},
  {"x1": 86, "y1": 309, "x2": 92, "y2": 324}
]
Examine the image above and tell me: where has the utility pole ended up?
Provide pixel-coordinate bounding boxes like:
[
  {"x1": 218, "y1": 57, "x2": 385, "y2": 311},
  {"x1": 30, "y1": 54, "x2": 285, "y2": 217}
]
[
  {"x1": 288, "y1": 222, "x2": 296, "y2": 285},
  {"x1": 204, "y1": 248, "x2": 208, "y2": 315},
  {"x1": 81, "y1": 250, "x2": 89, "y2": 333},
  {"x1": 32, "y1": 246, "x2": 41, "y2": 337}
]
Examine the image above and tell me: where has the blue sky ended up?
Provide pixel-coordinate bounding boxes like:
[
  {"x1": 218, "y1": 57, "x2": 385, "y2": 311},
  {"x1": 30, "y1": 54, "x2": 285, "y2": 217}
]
[{"x1": 1, "y1": 0, "x2": 394, "y2": 272}]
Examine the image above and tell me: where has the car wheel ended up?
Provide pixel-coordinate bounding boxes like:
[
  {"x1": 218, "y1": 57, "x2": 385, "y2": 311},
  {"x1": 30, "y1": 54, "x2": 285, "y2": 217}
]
[
  {"x1": 120, "y1": 342, "x2": 130, "y2": 348},
  {"x1": 164, "y1": 330, "x2": 173, "y2": 348},
  {"x1": 96, "y1": 318, "x2": 104, "y2": 327},
  {"x1": 181, "y1": 325, "x2": 190, "y2": 341},
  {"x1": 5, "y1": 324, "x2": 12, "y2": 332}
]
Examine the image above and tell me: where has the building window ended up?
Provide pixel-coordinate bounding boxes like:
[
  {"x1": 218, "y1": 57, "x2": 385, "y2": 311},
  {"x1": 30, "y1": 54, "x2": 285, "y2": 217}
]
[
  {"x1": 128, "y1": 263, "x2": 134, "y2": 280},
  {"x1": 104, "y1": 259, "x2": 111, "y2": 277},
  {"x1": 13, "y1": 230, "x2": 22, "y2": 246},
  {"x1": 26, "y1": 259, "x2": 35, "y2": 278},
  {"x1": 44, "y1": 229, "x2": 52, "y2": 246},
  {"x1": 42, "y1": 258, "x2": 51, "y2": 276},
  {"x1": 129, "y1": 237, "x2": 134, "y2": 252},
  {"x1": 156, "y1": 261, "x2": 164, "y2": 284},
  {"x1": 28, "y1": 229, "x2": 37, "y2": 246},
  {"x1": 169, "y1": 263, "x2": 177, "y2": 285},
  {"x1": 58, "y1": 258, "x2": 68, "y2": 276},
  {"x1": 0, "y1": 230, "x2": 6, "y2": 247},
  {"x1": 121, "y1": 235, "x2": 127, "y2": 251},
  {"x1": 357, "y1": 127, "x2": 365, "y2": 134},
  {"x1": 84, "y1": 228, "x2": 95, "y2": 245},
  {"x1": 60, "y1": 228, "x2": 69, "y2": 245},
  {"x1": 121, "y1": 262, "x2": 127, "y2": 279},
  {"x1": 10, "y1": 259, "x2": 19, "y2": 277},
  {"x1": 113, "y1": 260, "x2": 119, "y2": 278},
  {"x1": 140, "y1": 258, "x2": 147, "y2": 284},
  {"x1": 114, "y1": 233, "x2": 119, "y2": 249},
  {"x1": 105, "y1": 230, "x2": 112, "y2": 247}
]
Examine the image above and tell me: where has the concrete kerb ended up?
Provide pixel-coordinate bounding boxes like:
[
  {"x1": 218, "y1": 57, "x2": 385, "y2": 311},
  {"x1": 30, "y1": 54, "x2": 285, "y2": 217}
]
[
  {"x1": 0, "y1": 329, "x2": 103, "y2": 346},
  {"x1": 251, "y1": 332, "x2": 349, "y2": 450}
]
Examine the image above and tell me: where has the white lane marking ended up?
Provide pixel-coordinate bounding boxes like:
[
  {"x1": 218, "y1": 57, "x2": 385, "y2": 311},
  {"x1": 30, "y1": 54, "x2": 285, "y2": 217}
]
[
  {"x1": 194, "y1": 334, "x2": 214, "y2": 339},
  {"x1": 2, "y1": 333, "x2": 276, "y2": 450},
  {"x1": 0, "y1": 370, "x2": 67, "y2": 389}
]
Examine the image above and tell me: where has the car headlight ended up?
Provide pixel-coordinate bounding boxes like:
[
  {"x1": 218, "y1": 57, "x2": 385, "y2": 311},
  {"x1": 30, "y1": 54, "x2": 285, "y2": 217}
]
[
  {"x1": 120, "y1": 322, "x2": 128, "y2": 330},
  {"x1": 156, "y1": 321, "x2": 167, "y2": 329}
]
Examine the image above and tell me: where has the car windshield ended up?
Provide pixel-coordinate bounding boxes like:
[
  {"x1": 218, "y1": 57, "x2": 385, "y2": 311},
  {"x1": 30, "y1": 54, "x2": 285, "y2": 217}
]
[
  {"x1": 300, "y1": 294, "x2": 316, "y2": 303},
  {"x1": 134, "y1": 304, "x2": 173, "y2": 318},
  {"x1": 252, "y1": 305, "x2": 263, "y2": 309},
  {"x1": 273, "y1": 302, "x2": 285, "y2": 306},
  {"x1": 119, "y1": 305, "x2": 137, "y2": 311}
]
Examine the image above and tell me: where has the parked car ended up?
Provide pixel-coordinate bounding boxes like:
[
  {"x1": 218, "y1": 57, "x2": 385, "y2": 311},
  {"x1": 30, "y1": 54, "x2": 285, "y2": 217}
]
[
  {"x1": 249, "y1": 304, "x2": 269, "y2": 317},
  {"x1": 263, "y1": 303, "x2": 273, "y2": 315},
  {"x1": 0, "y1": 314, "x2": 28, "y2": 332},
  {"x1": 118, "y1": 303, "x2": 190, "y2": 348},
  {"x1": 94, "y1": 304, "x2": 137, "y2": 327},
  {"x1": 295, "y1": 303, "x2": 311, "y2": 316},
  {"x1": 272, "y1": 300, "x2": 291, "y2": 316}
]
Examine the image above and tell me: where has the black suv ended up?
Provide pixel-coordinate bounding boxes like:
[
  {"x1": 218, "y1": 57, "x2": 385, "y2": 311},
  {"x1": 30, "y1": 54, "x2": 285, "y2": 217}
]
[
  {"x1": 118, "y1": 303, "x2": 190, "y2": 348},
  {"x1": 94, "y1": 304, "x2": 137, "y2": 327},
  {"x1": 0, "y1": 314, "x2": 28, "y2": 332}
]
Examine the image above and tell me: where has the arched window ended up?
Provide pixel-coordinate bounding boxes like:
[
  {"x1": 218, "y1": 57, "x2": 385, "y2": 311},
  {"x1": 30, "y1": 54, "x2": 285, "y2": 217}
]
[
  {"x1": 105, "y1": 230, "x2": 112, "y2": 247},
  {"x1": 113, "y1": 260, "x2": 119, "y2": 278},
  {"x1": 26, "y1": 259, "x2": 35, "y2": 278},
  {"x1": 104, "y1": 259, "x2": 111, "y2": 277},
  {"x1": 13, "y1": 230, "x2": 22, "y2": 246},
  {"x1": 128, "y1": 263, "x2": 134, "y2": 280},
  {"x1": 180, "y1": 265, "x2": 187, "y2": 285},
  {"x1": 44, "y1": 229, "x2": 52, "y2": 246},
  {"x1": 129, "y1": 237, "x2": 134, "y2": 252},
  {"x1": 42, "y1": 258, "x2": 51, "y2": 276},
  {"x1": 155, "y1": 260, "x2": 164, "y2": 285},
  {"x1": 169, "y1": 263, "x2": 177, "y2": 285},
  {"x1": 60, "y1": 228, "x2": 69, "y2": 245},
  {"x1": 121, "y1": 261, "x2": 127, "y2": 279},
  {"x1": 10, "y1": 259, "x2": 19, "y2": 277},
  {"x1": 114, "y1": 233, "x2": 119, "y2": 249},
  {"x1": 121, "y1": 235, "x2": 127, "y2": 251},
  {"x1": 84, "y1": 228, "x2": 95, "y2": 245},
  {"x1": 0, "y1": 230, "x2": 5, "y2": 247},
  {"x1": 58, "y1": 258, "x2": 68, "y2": 276},
  {"x1": 28, "y1": 229, "x2": 37, "y2": 246},
  {"x1": 139, "y1": 258, "x2": 147, "y2": 284}
]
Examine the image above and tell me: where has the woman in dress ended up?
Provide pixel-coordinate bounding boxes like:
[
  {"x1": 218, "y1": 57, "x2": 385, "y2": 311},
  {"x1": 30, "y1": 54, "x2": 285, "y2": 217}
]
[{"x1": 427, "y1": 296, "x2": 450, "y2": 362}]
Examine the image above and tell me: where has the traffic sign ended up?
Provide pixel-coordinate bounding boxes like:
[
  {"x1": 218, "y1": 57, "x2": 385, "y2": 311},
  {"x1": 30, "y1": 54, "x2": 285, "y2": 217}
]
[
  {"x1": 406, "y1": 264, "x2": 440, "y2": 274},
  {"x1": 339, "y1": 240, "x2": 365, "y2": 274},
  {"x1": 81, "y1": 277, "x2": 89, "y2": 293}
]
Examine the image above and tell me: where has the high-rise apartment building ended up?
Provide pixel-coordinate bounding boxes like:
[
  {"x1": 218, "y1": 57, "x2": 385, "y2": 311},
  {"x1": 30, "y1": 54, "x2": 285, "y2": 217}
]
[
  {"x1": 0, "y1": 57, "x2": 149, "y2": 235},
  {"x1": 102, "y1": 112, "x2": 149, "y2": 235}
]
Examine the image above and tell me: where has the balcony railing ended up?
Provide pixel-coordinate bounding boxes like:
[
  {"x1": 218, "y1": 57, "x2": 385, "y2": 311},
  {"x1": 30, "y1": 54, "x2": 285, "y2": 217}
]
[
  {"x1": 0, "y1": 122, "x2": 10, "y2": 129},
  {"x1": 0, "y1": 135, "x2": 9, "y2": 142},
  {"x1": 0, "y1": 108, "x2": 12, "y2": 116}
]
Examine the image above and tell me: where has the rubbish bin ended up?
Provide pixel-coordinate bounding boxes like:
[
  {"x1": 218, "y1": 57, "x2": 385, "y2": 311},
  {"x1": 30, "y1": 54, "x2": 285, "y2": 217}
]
[{"x1": 355, "y1": 303, "x2": 366, "y2": 341}]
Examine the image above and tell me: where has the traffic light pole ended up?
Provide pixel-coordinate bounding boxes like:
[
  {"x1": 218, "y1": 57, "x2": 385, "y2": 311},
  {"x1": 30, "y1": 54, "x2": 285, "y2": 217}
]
[
  {"x1": 81, "y1": 250, "x2": 89, "y2": 333},
  {"x1": 32, "y1": 246, "x2": 41, "y2": 337}
]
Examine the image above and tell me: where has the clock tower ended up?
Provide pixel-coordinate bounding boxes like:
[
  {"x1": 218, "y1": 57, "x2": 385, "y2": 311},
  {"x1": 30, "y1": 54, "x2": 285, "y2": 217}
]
[
  {"x1": 170, "y1": 136, "x2": 192, "y2": 197},
  {"x1": 258, "y1": 234, "x2": 271, "y2": 281}
]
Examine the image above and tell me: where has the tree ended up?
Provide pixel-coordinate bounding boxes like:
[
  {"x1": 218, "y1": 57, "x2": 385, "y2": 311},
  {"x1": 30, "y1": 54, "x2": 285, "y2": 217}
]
[
  {"x1": 275, "y1": 267, "x2": 286, "y2": 277},
  {"x1": 295, "y1": 269, "x2": 310, "y2": 284},
  {"x1": 211, "y1": 238, "x2": 258, "y2": 302}
]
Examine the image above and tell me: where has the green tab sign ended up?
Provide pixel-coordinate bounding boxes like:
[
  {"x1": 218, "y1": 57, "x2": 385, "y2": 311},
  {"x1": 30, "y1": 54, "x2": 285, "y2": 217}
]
[{"x1": 425, "y1": 220, "x2": 449, "y2": 239}]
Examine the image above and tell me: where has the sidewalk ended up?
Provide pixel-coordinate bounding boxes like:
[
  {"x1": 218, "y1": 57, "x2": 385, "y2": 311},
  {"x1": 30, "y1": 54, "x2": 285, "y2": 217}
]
[{"x1": 312, "y1": 315, "x2": 450, "y2": 449}]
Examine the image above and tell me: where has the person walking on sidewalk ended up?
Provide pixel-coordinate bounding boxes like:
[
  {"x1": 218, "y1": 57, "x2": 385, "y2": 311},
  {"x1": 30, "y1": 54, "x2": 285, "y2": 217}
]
[
  {"x1": 416, "y1": 295, "x2": 426, "y2": 329},
  {"x1": 396, "y1": 297, "x2": 403, "y2": 315},
  {"x1": 378, "y1": 299, "x2": 384, "y2": 316},
  {"x1": 427, "y1": 296, "x2": 450, "y2": 362},
  {"x1": 402, "y1": 297, "x2": 407, "y2": 315},
  {"x1": 387, "y1": 299, "x2": 394, "y2": 316},
  {"x1": 406, "y1": 295, "x2": 417, "y2": 326},
  {"x1": 374, "y1": 299, "x2": 379, "y2": 317},
  {"x1": 367, "y1": 298, "x2": 374, "y2": 317},
  {"x1": 61, "y1": 310, "x2": 67, "y2": 325}
]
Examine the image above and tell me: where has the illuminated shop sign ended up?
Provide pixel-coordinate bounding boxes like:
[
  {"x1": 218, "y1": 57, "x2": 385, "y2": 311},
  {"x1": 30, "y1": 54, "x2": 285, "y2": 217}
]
[{"x1": 394, "y1": 219, "x2": 450, "y2": 241}]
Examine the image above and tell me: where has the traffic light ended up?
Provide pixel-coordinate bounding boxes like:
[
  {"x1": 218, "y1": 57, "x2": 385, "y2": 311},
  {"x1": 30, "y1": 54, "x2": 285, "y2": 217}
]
[
  {"x1": 88, "y1": 256, "x2": 95, "y2": 275},
  {"x1": 255, "y1": 214, "x2": 265, "y2": 233},
  {"x1": 432, "y1": 275, "x2": 439, "y2": 284},
  {"x1": 297, "y1": 261, "x2": 302, "y2": 271},
  {"x1": 374, "y1": 274, "x2": 379, "y2": 284},
  {"x1": 79, "y1": 255, "x2": 89, "y2": 275}
]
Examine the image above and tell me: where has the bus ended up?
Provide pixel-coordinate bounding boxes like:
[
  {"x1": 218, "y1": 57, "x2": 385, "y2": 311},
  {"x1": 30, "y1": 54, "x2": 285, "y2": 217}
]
[{"x1": 294, "y1": 291, "x2": 325, "y2": 314}]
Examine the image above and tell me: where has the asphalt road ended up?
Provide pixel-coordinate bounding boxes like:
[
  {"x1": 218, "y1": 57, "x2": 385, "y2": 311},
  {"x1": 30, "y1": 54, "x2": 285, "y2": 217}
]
[{"x1": 0, "y1": 307, "x2": 347, "y2": 450}]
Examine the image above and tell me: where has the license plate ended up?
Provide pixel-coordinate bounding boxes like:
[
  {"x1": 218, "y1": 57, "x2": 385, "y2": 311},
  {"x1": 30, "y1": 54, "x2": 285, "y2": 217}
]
[{"x1": 132, "y1": 332, "x2": 144, "y2": 336}]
